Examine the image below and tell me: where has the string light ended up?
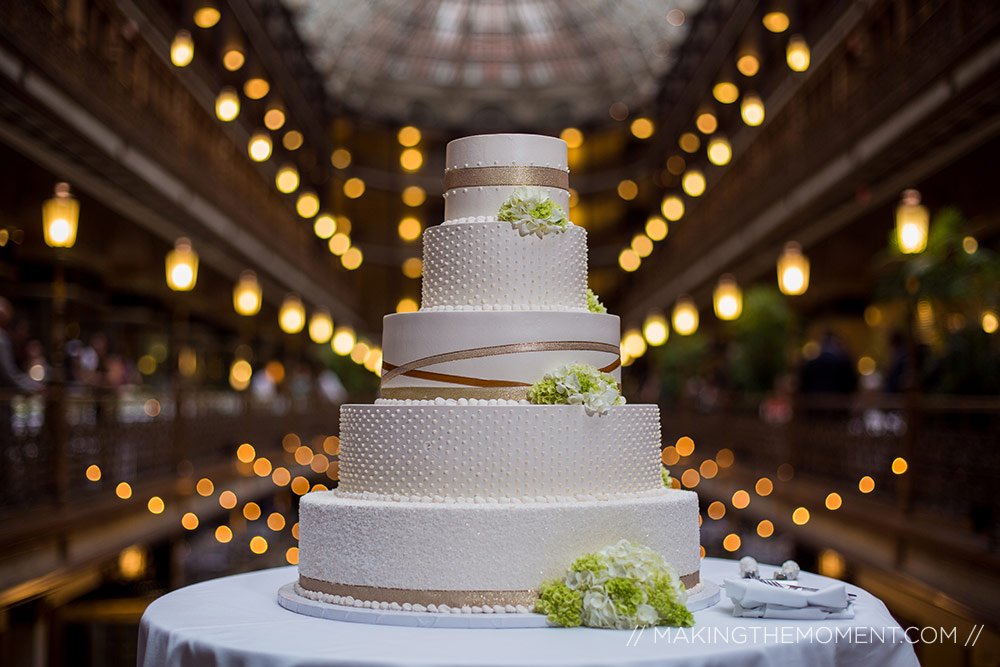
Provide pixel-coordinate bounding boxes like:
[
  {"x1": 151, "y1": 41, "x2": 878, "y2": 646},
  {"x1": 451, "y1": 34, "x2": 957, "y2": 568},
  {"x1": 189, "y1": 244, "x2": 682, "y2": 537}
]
[
  {"x1": 283, "y1": 131, "x2": 303, "y2": 151},
  {"x1": 895, "y1": 189, "x2": 929, "y2": 254},
  {"x1": 777, "y1": 241, "x2": 810, "y2": 295},
  {"x1": 661, "y1": 195, "x2": 684, "y2": 221},
  {"x1": 308, "y1": 309, "x2": 334, "y2": 344},
  {"x1": 737, "y1": 52, "x2": 760, "y2": 77},
  {"x1": 762, "y1": 11, "x2": 790, "y2": 32},
  {"x1": 332, "y1": 327, "x2": 356, "y2": 356},
  {"x1": 343, "y1": 178, "x2": 365, "y2": 199},
  {"x1": 630, "y1": 118, "x2": 655, "y2": 139},
  {"x1": 713, "y1": 81, "x2": 739, "y2": 104},
  {"x1": 713, "y1": 275, "x2": 742, "y2": 320},
  {"x1": 681, "y1": 170, "x2": 706, "y2": 197},
  {"x1": 193, "y1": 5, "x2": 221, "y2": 28},
  {"x1": 248, "y1": 133, "x2": 272, "y2": 161},
  {"x1": 313, "y1": 214, "x2": 336, "y2": 239},
  {"x1": 330, "y1": 148, "x2": 351, "y2": 169},
  {"x1": 229, "y1": 359, "x2": 252, "y2": 390},
  {"x1": 786, "y1": 35, "x2": 811, "y2": 72},
  {"x1": 560, "y1": 128, "x2": 583, "y2": 148},
  {"x1": 233, "y1": 270, "x2": 262, "y2": 316},
  {"x1": 678, "y1": 132, "x2": 700, "y2": 153},
  {"x1": 617, "y1": 179, "x2": 638, "y2": 200},
  {"x1": 707, "y1": 137, "x2": 732, "y2": 166},
  {"x1": 672, "y1": 297, "x2": 699, "y2": 335},
  {"x1": 243, "y1": 78, "x2": 269, "y2": 100},
  {"x1": 263, "y1": 108, "x2": 286, "y2": 131},
  {"x1": 695, "y1": 112, "x2": 717, "y2": 135},
  {"x1": 275, "y1": 165, "x2": 299, "y2": 193},
  {"x1": 215, "y1": 88, "x2": 240, "y2": 122},
  {"x1": 296, "y1": 191, "x2": 320, "y2": 218},
  {"x1": 396, "y1": 298, "x2": 418, "y2": 313},
  {"x1": 170, "y1": 31, "x2": 194, "y2": 67},
  {"x1": 341, "y1": 247, "x2": 363, "y2": 270},
  {"x1": 631, "y1": 234, "x2": 653, "y2": 257},
  {"x1": 222, "y1": 49, "x2": 244, "y2": 71},
  {"x1": 402, "y1": 186, "x2": 426, "y2": 207},
  {"x1": 642, "y1": 314, "x2": 668, "y2": 346},
  {"x1": 398, "y1": 217, "x2": 422, "y2": 241},
  {"x1": 400, "y1": 148, "x2": 423, "y2": 171},
  {"x1": 165, "y1": 238, "x2": 198, "y2": 291},
  {"x1": 41, "y1": 183, "x2": 79, "y2": 248},
  {"x1": 622, "y1": 329, "x2": 647, "y2": 358},
  {"x1": 741, "y1": 93, "x2": 765, "y2": 126},
  {"x1": 618, "y1": 248, "x2": 641, "y2": 272},
  {"x1": 646, "y1": 216, "x2": 668, "y2": 241},
  {"x1": 279, "y1": 294, "x2": 306, "y2": 334},
  {"x1": 397, "y1": 126, "x2": 421, "y2": 147},
  {"x1": 328, "y1": 233, "x2": 350, "y2": 256}
]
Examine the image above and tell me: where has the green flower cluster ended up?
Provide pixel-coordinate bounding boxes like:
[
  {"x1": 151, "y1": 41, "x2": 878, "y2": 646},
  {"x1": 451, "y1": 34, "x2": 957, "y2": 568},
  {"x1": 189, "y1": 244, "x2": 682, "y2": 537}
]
[
  {"x1": 497, "y1": 186, "x2": 569, "y2": 237},
  {"x1": 661, "y1": 466, "x2": 674, "y2": 488},
  {"x1": 536, "y1": 540, "x2": 694, "y2": 629},
  {"x1": 528, "y1": 363, "x2": 623, "y2": 414},
  {"x1": 586, "y1": 289, "x2": 607, "y2": 313}
]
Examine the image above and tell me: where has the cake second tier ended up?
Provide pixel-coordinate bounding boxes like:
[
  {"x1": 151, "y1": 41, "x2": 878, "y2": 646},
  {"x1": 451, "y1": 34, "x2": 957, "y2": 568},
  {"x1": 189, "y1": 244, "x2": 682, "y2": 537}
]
[
  {"x1": 421, "y1": 221, "x2": 587, "y2": 311},
  {"x1": 338, "y1": 403, "x2": 663, "y2": 499}
]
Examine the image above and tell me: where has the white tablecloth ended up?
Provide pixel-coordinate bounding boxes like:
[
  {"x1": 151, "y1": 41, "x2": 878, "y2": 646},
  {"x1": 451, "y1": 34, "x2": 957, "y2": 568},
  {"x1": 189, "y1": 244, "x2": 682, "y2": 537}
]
[{"x1": 138, "y1": 558, "x2": 920, "y2": 666}]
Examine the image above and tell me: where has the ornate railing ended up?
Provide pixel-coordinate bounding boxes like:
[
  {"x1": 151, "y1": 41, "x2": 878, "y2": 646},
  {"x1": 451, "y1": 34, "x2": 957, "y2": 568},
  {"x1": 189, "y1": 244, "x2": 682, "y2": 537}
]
[
  {"x1": 0, "y1": 387, "x2": 339, "y2": 514},
  {"x1": 662, "y1": 393, "x2": 1000, "y2": 534}
]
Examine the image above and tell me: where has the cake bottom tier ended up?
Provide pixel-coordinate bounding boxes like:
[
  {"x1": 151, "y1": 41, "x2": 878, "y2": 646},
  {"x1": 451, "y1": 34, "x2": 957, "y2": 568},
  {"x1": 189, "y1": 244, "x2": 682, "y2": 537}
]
[{"x1": 298, "y1": 488, "x2": 701, "y2": 609}]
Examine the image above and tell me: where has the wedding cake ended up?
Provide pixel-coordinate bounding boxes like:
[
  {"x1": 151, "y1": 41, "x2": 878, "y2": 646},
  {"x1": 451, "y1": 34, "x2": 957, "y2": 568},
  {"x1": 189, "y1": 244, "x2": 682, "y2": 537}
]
[{"x1": 296, "y1": 134, "x2": 701, "y2": 614}]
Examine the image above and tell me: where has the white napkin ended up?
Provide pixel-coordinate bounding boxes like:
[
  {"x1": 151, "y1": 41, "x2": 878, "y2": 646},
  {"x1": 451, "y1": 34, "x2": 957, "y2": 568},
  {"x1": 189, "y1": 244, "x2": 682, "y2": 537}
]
[{"x1": 723, "y1": 579, "x2": 856, "y2": 620}]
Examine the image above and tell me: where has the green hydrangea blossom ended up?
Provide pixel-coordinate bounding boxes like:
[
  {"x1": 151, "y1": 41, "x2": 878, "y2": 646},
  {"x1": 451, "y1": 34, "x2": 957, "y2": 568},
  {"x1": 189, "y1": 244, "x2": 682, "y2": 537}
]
[
  {"x1": 529, "y1": 363, "x2": 624, "y2": 415},
  {"x1": 606, "y1": 577, "x2": 644, "y2": 616},
  {"x1": 536, "y1": 580, "x2": 582, "y2": 627},
  {"x1": 570, "y1": 553, "x2": 603, "y2": 574},
  {"x1": 661, "y1": 466, "x2": 674, "y2": 488},
  {"x1": 586, "y1": 289, "x2": 607, "y2": 314},
  {"x1": 538, "y1": 540, "x2": 693, "y2": 629},
  {"x1": 646, "y1": 574, "x2": 695, "y2": 627},
  {"x1": 497, "y1": 186, "x2": 569, "y2": 237}
]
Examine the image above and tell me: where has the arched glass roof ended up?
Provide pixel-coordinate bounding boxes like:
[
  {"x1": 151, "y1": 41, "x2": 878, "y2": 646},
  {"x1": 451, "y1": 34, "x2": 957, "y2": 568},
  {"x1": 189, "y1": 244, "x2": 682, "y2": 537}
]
[{"x1": 285, "y1": 0, "x2": 701, "y2": 129}]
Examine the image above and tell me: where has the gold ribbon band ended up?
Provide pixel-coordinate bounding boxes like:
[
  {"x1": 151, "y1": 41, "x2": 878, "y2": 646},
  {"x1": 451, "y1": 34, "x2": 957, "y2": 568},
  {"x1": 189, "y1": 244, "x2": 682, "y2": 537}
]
[
  {"x1": 299, "y1": 571, "x2": 699, "y2": 608},
  {"x1": 444, "y1": 166, "x2": 569, "y2": 190},
  {"x1": 380, "y1": 341, "x2": 621, "y2": 387}
]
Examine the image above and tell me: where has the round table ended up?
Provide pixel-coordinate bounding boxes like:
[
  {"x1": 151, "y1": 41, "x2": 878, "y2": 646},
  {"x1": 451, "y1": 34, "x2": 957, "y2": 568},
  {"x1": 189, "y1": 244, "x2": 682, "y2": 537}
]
[{"x1": 138, "y1": 558, "x2": 920, "y2": 666}]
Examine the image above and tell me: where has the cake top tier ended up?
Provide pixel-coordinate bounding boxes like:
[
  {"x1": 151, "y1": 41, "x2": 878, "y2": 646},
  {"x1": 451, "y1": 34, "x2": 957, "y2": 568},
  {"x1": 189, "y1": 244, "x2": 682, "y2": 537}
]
[{"x1": 444, "y1": 134, "x2": 569, "y2": 175}]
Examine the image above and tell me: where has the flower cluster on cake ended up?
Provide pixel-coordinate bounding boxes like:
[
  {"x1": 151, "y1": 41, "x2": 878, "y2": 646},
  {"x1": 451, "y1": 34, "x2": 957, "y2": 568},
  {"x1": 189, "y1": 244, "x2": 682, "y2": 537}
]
[{"x1": 294, "y1": 133, "x2": 701, "y2": 626}]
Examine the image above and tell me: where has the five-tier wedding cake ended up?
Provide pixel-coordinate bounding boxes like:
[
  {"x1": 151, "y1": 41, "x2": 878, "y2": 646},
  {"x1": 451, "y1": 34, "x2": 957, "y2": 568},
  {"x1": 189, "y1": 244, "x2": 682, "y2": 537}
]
[{"x1": 296, "y1": 133, "x2": 701, "y2": 615}]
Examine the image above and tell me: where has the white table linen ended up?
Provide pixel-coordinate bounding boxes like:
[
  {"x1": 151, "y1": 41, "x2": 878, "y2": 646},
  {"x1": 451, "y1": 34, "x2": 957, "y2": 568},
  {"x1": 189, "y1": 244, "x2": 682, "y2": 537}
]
[{"x1": 138, "y1": 557, "x2": 920, "y2": 667}]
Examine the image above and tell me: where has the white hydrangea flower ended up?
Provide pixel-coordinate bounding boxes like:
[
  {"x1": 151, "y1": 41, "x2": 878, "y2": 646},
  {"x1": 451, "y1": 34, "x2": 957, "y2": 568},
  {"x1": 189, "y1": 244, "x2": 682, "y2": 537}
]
[
  {"x1": 530, "y1": 363, "x2": 625, "y2": 415},
  {"x1": 497, "y1": 186, "x2": 569, "y2": 238}
]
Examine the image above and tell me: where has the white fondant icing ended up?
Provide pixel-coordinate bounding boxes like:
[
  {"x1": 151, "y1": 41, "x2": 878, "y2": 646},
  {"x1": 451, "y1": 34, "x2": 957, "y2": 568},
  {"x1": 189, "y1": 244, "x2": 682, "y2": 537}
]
[
  {"x1": 422, "y1": 223, "x2": 587, "y2": 311},
  {"x1": 338, "y1": 404, "x2": 660, "y2": 498},
  {"x1": 444, "y1": 135, "x2": 569, "y2": 221},
  {"x1": 445, "y1": 186, "x2": 570, "y2": 224},
  {"x1": 445, "y1": 134, "x2": 568, "y2": 173},
  {"x1": 381, "y1": 311, "x2": 620, "y2": 394},
  {"x1": 299, "y1": 488, "x2": 700, "y2": 592}
]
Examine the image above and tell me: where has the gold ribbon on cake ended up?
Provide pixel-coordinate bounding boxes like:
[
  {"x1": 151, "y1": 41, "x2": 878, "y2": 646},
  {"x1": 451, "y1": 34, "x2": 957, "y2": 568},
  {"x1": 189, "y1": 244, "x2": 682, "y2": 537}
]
[
  {"x1": 379, "y1": 340, "x2": 621, "y2": 400},
  {"x1": 298, "y1": 571, "x2": 700, "y2": 608},
  {"x1": 443, "y1": 165, "x2": 569, "y2": 191}
]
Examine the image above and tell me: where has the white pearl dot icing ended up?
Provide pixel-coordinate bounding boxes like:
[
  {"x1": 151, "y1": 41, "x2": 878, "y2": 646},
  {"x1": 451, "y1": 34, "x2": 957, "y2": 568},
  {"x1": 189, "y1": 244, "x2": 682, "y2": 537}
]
[
  {"x1": 298, "y1": 488, "x2": 700, "y2": 593},
  {"x1": 422, "y1": 223, "x2": 587, "y2": 311},
  {"x1": 339, "y1": 404, "x2": 660, "y2": 498}
]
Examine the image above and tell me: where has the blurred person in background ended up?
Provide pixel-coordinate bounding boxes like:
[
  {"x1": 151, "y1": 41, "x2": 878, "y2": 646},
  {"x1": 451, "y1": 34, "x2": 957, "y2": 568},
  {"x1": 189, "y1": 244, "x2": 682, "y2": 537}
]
[{"x1": 0, "y1": 297, "x2": 43, "y2": 394}]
